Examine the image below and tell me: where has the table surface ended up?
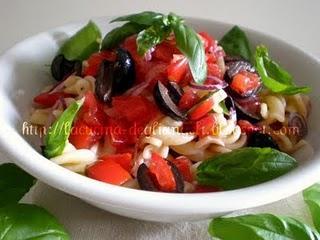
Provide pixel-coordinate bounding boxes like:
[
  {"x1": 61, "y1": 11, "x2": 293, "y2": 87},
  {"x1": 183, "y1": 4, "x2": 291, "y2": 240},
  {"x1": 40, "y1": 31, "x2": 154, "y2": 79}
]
[{"x1": 0, "y1": 0, "x2": 319, "y2": 239}]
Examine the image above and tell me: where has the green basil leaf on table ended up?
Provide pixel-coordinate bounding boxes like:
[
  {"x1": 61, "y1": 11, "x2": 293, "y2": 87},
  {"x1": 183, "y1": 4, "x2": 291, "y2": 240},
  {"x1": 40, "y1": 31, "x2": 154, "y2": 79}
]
[
  {"x1": 219, "y1": 25, "x2": 253, "y2": 62},
  {"x1": 209, "y1": 213, "x2": 320, "y2": 240},
  {"x1": 255, "y1": 45, "x2": 311, "y2": 95},
  {"x1": 101, "y1": 22, "x2": 145, "y2": 50},
  {"x1": 196, "y1": 147, "x2": 297, "y2": 190},
  {"x1": 173, "y1": 23, "x2": 207, "y2": 84},
  {"x1": 59, "y1": 21, "x2": 101, "y2": 61},
  {"x1": 0, "y1": 163, "x2": 35, "y2": 207},
  {"x1": 303, "y1": 183, "x2": 320, "y2": 232},
  {"x1": 44, "y1": 98, "x2": 84, "y2": 158},
  {"x1": 0, "y1": 204, "x2": 70, "y2": 240},
  {"x1": 111, "y1": 11, "x2": 164, "y2": 25},
  {"x1": 136, "y1": 19, "x2": 171, "y2": 55}
]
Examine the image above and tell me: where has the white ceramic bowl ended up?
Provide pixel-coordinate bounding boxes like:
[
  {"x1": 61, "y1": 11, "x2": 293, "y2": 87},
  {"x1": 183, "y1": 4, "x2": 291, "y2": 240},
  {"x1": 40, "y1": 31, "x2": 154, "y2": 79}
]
[{"x1": 0, "y1": 17, "x2": 319, "y2": 222}]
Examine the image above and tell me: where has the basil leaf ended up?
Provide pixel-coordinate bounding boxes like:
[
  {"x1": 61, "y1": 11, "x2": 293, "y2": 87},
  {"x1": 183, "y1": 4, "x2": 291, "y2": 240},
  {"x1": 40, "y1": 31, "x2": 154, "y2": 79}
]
[
  {"x1": 303, "y1": 183, "x2": 320, "y2": 232},
  {"x1": 0, "y1": 163, "x2": 35, "y2": 207},
  {"x1": 196, "y1": 147, "x2": 297, "y2": 190},
  {"x1": 101, "y1": 22, "x2": 145, "y2": 50},
  {"x1": 111, "y1": 11, "x2": 164, "y2": 25},
  {"x1": 209, "y1": 213, "x2": 320, "y2": 240},
  {"x1": 60, "y1": 21, "x2": 101, "y2": 61},
  {"x1": 0, "y1": 204, "x2": 70, "y2": 239},
  {"x1": 219, "y1": 25, "x2": 253, "y2": 62},
  {"x1": 255, "y1": 45, "x2": 311, "y2": 95},
  {"x1": 173, "y1": 23, "x2": 207, "y2": 84},
  {"x1": 136, "y1": 19, "x2": 171, "y2": 55},
  {"x1": 44, "y1": 98, "x2": 84, "y2": 158}
]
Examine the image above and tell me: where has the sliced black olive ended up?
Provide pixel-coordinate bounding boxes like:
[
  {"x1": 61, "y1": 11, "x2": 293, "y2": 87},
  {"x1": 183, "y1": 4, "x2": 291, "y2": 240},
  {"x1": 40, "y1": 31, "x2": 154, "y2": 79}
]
[
  {"x1": 167, "y1": 81, "x2": 184, "y2": 104},
  {"x1": 137, "y1": 163, "x2": 158, "y2": 191},
  {"x1": 287, "y1": 112, "x2": 308, "y2": 141},
  {"x1": 51, "y1": 54, "x2": 82, "y2": 81},
  {"x1": 248, "y1": 132, "x2": 280, "y2": 150},
  {"x1": 167, "y1": 161, "x2": 184, "y2": 193},
  {"x1": 234, "y1": 96, "x2": 262, "y2": 123},
  {"x1": 225, "y1": 60, "x2": 256, "y2": 80},
  {"x1": 154, "y1": 81, "x2": 187, "y2": 121},
  {"x1": 112, "y1": 48, "x2": 135, "y2": 94},
  {"x1": 95, "y1": 60, "x2": 113, "y2": 103}
]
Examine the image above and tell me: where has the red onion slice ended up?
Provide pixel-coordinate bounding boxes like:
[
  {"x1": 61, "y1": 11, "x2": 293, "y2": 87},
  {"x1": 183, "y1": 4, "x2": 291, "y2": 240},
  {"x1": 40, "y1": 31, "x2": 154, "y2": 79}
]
[{"x1": 190, "y1": 76, "x2": 228, "y2": 90}]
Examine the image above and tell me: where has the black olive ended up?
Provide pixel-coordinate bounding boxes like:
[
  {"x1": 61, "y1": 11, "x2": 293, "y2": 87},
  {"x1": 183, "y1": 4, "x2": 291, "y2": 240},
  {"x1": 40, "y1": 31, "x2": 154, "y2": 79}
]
[
  {"x1": 234, "y1": 96, "x2": 262, "y2": 123},
  {"x1": 95, "y1": 60, "x2": 113, "y2": 103},
  {"x1": 167, "y1": 81, "x2": 184, "y2": 104},
  {"x1": 137, "y1": 163, "x2": 158, "y2": 192},
  {"x1": 248, "y1": 132, "x2": 280, "y2": 150},
  {"x1": 287, "y1": 112, "x2": 308, "y2": 141},
  {"x1": 112, "y1": 48, "x2": 135, "y2": 94},
  {"x1": 51, "y1": 54, "x2": 82, "y2": 81},
  {"x1": 167, "y1": 161, "x2": 184, "y2": 193},
  {"x1": 154, "y1": 81, "x2": 187, "y2": 121}
]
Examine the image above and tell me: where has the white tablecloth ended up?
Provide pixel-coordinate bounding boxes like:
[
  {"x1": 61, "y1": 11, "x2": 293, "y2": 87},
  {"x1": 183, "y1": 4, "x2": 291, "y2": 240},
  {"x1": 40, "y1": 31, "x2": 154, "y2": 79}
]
[{"x1": 0, "y1": 0, "x2": 319, "y2": 239}]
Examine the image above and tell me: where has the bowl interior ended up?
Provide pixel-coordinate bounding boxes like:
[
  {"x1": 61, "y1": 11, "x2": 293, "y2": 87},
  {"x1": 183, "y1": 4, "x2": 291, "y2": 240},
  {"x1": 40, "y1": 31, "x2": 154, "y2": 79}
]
[{"x1": 0, "y1": 17, "x2": 319, "y2": 220}]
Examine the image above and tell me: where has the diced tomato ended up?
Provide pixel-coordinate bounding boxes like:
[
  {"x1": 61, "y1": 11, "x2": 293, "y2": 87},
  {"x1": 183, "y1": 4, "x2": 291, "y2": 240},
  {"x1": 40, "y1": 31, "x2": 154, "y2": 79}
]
[
  {"x1": 78, "y1": 92, "x2": 108, "y2": 136},
  {"x1": 167, "y1": 56, "x2": 188, "y2": 82},
  {"x1": 172, "y1": 156, "x2": 193, "y2": 182},
  {"x1": 198, "y1": 32, "x2": 217, "y2": 52},
  {"x1": 153, "y1": 41, "x2": 180, "y2": 62},
  {"x1": 179, "y1": 89, "x2": 199, "y2": 111},
  {"x1": 111, "y1": 96, "x2": 158, "y2": 126},
  {"x1": 195, "y1": 114, "x2": 216, "y2": 138},
  {"x1": 238, "y1": 120, "x2": 261, "y2": 134},
  {"x1": 145, "y1": 62, "x2": 169, "y2": 90},
  {"x1": 83, "y1": 51, "x2": 116, "y2": 77},
  {"x1": 230, "y1": 71, "x2": 261, "y2": 96},
  {"x1": 148, "y1": 153, "x2": 176, "y2": 192},
  {"x1": 100, "y1": 153, "x2": 133, "y2": 172},
  {"x1": 69, "y1": 121, "x2": 99, "y2": 149},
  {"x1": 194, "y1": 185, "x2": 221, "y2": 193},
  {"x1": 105, "y1": 118, "x2": 131, "y2": 149},
  {"x1": 86, "y1": 160, "x2": 132, "y2": 185},
  {"x1": 207, "y1": 63, "x2": 223, "y2": 79},
  {"x1": 189, "y1": 99, "x2": 214, "y2": 121},
  {"x1": 33, "y1": 92, "x2": 73, "y2": 107}
]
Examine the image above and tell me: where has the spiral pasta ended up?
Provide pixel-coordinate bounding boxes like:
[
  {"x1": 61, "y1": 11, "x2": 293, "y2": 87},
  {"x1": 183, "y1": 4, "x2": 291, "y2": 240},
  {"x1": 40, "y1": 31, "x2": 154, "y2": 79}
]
[
  {"x1": 50, "y1": 142, "x2": 97, "y2": 173},
  {"x1": 63, "y1": 75, "x2": 95, "y2": 96}
]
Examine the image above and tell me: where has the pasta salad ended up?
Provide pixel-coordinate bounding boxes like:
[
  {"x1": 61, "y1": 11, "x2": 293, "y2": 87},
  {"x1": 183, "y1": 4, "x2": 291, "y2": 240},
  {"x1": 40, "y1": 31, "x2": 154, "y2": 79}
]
[{"x1": 30, "y1": 12, "x2": 311, "y2": 193}]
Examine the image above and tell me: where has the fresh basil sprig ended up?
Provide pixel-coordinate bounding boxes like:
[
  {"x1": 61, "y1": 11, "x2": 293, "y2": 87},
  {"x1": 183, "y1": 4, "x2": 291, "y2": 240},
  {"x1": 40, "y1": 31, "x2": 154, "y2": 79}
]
[
  {"x1": 0, "y1": 204, "x2": 70, "y2": 240},
  {"x1": 60, "y1": 21, "x2": 102, "y2": 61},
  {"x1": 255, "y1": 45, "x2": 311, "y2": 95},
  {"x1": 102, "y1": 11, "x2": 207, "y2": 84},
  {"x1": 0, "y1": 163, "x2": 35, "y2": 206},
  {"x1": 44, "y1": 98, "x2": 84, "y2": 158},
  {"x1": 219, "y1": 25, "x2": 253, "y2": 62},
  {"x1": 209, "y1": 213, "x2": 320, "y2": 240},
  {"x1": 196, "y1": 147, "x2": 297, "y2": 190},
  {"x1": 303, "y1": 184, "x2": 320, "y2": 232}
]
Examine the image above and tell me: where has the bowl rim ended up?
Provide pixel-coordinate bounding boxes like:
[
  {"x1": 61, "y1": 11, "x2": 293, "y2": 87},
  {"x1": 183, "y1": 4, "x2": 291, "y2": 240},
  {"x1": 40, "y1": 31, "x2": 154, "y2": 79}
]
[{"x1": 0, "y1": 15, "x2": 320, "y2": 214}]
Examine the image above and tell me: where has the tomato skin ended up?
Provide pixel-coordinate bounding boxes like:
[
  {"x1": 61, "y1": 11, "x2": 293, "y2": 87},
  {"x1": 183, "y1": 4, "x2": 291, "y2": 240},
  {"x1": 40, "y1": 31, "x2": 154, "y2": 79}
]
[
  {"x1": 167, "y1": 55, "x2": 188, "y2": 82},
  {"x1": 195, "y1": 114, "x2": 216, "y2": 138},
  {"x1": 172, "y1": 156, "x2": 193, "y2": 182},
  {"x1": 148, "y1": 153, "x2": 176, "y2": 192},
  {"x1": 153, "y1": 41, "x2": 179, "y2": 62},
  {"x1": 83, "y1": 51, "x2": 116, "y2": 77},
  {"x1": 69, "y1": 121, "x2": 99, "y2": 149},
  {"x1": 179, "y1": 90, "x2": 199, "y2": 111},
  {"x1": 33, "y1": 92, "x2": 73, "y2": 107},
  {"x1": 238, "y1": 120, "x2": 261, "y2": 134},
  {"x1": 100, "y1": 153, "x2": 133, "y2": 172},
  {"x1": 105, "y1": 118, "x2": 131, "y2": 149},
  {"x1": 189, "y1": 99, "x2": 214, "y2": 121},
  {"x1": 194, "y1": 185, "x2": 221, "y2": 193},
  {"x1": 230, "y1": 71, "x2": 261, "y2": 96},
  {"x1": 86, "y1": 160, "x2": 132, "y2": 185}
]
